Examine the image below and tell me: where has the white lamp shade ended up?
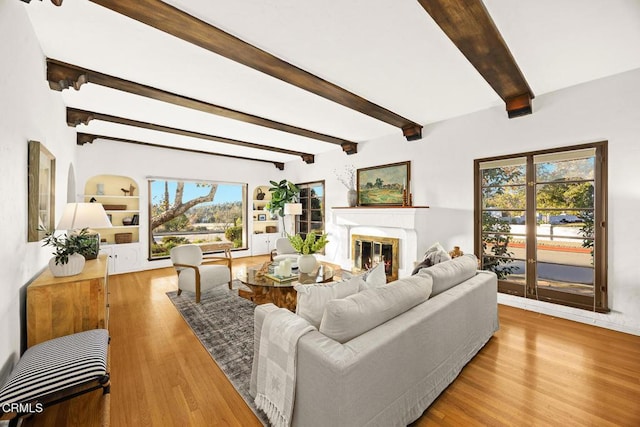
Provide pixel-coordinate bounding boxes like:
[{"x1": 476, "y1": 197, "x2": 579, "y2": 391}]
[
  {"x1": 284, "y1": 203, "x2": 302, "y2": 215},
  {"x1": 56, "y1": 203, "x2": 112, "y2": 230}
]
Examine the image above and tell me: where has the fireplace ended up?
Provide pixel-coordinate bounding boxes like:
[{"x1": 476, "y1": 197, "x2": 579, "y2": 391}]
[{"x1": 351, "y1": 234, "x2": 399, "y2": 281}]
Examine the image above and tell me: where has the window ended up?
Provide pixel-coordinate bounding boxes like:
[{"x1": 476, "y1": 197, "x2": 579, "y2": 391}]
[
  {"x1": 475, "y1": 142, "x2": 608, "y2": 312},
  {"x1": 148, "y1": 178, "x2": 247, "y2": 259},
  {"x1": 295, "y1": 181, "x2": 325, "y2": 239}
]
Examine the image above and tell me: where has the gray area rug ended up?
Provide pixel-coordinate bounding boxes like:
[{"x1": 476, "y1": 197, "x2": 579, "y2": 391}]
[{"x1": 166, "y1": 282, "x2": 269, "y2": 426}]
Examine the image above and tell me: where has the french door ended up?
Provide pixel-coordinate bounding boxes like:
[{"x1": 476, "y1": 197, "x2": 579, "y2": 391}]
[{"x1": 475, "y1": 142, "x2": 608, "y2": 312}]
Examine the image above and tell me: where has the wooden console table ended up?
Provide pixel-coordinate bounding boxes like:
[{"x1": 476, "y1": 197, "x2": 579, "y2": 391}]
[
  {"x1": 25, "y1": 254, "x2": 110, "y2": 426},
  {"x1": 27, "y1": 254, "x2": 109, "y2": 348}
]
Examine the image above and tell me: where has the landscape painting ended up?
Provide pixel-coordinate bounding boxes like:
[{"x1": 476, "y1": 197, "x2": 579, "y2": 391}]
[{"x1": 357, "y1": 161, "x2": 410, "y2": 206}]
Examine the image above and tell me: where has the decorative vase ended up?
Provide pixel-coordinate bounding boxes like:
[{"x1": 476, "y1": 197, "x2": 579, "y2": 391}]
[
  {"x1": 347, "y1": 189, "x2": 357, "y2": 207},
  {"x1": 297, "y1": 254, "x2": 317, "y2": 274},
  {"x1": 48, "y1": 253, "x2": 85, "y2": 277}
]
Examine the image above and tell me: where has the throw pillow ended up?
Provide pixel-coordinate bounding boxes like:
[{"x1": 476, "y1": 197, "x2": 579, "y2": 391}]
[
  {"x1": 342, "y1": 262, "x2": 387, "y2": 291},
  {"x1": 294, "y1": 276, "x2": 363, "y2": 328},
  {"x1": 411, "y1": 249, "x2": 451, "y2": 275},
  {"x1": 359, "y1": 262, "x2": 387, "y2": 290},
  {"x1": 319, "y1": 274, "x2": 433, "y2": 344},
  {"x1": 424, "y1": 242, "x2": 447, "y2": 258}
]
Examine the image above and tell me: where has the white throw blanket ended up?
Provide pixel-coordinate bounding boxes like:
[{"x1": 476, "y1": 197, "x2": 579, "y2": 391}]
[{"x1": 254, "y1": 308, "x2": 315, "y2": 427}]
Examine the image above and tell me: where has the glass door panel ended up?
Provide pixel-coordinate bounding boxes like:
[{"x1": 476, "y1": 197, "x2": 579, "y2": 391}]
[
  {"x1": 480, "y1": 162, "x2": 527, "y2": 295},
  {"x1": 534, "y1": 156, "x2": 596, "y2": 308}
]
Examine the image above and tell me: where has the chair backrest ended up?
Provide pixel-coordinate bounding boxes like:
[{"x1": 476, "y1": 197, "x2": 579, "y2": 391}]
[
  {"x1": 170, "y1": 244, "x2": 203, "y2": 267},
  {"x1": 275, "y1": 237, "x2": 296, "y2": 255}
]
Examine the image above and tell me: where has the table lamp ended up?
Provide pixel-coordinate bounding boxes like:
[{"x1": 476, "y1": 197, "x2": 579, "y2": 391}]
[{"x1": 284, "y1": 202, "x2": 302, "y2": 236}]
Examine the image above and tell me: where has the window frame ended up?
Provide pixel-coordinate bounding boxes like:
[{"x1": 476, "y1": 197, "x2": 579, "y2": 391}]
[{"x1": 295, "y1": 180, "x2": 325, "y2": 238}]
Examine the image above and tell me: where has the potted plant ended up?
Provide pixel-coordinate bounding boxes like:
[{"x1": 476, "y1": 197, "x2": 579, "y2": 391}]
[
  {"x1": 287, "y1": 231, "x2": 329, "y2": 273},
  {"x1": 265, "y1": 180, "x2": 300, "y2": 217},
  {"x1": 41, "y1": 227, "x2": 95, "y2": 277}
]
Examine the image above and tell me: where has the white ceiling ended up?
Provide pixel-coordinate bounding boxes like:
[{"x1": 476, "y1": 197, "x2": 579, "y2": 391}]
[{"x1": 24, "y1": 0, "x2": 640, "y2": 165}]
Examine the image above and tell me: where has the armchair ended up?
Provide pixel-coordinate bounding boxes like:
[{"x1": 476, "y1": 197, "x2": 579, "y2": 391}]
[
  {"x1": 170, "y1": 244, "x2": 232, "y2": 303},
  {"x1": 270, "y1": 237, "x2": 299, "y2": 262}
]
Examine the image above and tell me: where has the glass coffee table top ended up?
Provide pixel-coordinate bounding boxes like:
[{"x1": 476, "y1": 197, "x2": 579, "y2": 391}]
[{"x1": 237, "y1": 261, "x2": 338, "y2": 288}]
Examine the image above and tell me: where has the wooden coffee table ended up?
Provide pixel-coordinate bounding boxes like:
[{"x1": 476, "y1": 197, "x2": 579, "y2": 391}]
[{"x1": 237, "y1": 261, "x2": 339, "y2": 311}]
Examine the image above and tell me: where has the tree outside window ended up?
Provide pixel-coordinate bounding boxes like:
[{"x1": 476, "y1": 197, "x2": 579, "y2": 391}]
[{"x1": 148, "y1": 179, "x2": 247, "y2": 259}]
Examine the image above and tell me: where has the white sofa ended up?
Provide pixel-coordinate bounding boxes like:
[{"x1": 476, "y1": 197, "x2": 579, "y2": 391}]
[{"x1": 250, "y1": 255, "x2": 499, "y2": 427}]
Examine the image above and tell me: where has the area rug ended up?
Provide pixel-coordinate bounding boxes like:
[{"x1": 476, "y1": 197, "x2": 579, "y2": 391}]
[{"x1": 166, "y1": 282, "x2": 269, "y2": 426}]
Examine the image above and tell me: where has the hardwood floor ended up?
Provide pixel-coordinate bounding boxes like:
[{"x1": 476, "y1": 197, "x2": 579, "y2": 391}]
[{"x1": 104, "y1": 256, "x2": 639, "y2": 426}]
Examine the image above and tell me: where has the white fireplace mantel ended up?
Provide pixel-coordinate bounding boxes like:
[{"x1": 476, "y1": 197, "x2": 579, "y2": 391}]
[
  {"x1": 331, "y1": 207, "x2": 430, "y2": 277},
  {"x1": 332, "y1": 206, "x2": 429, "y2": 230}
]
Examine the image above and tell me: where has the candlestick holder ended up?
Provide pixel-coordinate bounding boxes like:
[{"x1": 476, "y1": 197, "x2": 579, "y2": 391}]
[{"x1": 402, "y1": 189, "x2": 408, "y2": 206}]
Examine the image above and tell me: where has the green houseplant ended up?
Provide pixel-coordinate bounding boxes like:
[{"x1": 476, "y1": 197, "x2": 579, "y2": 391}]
[
  {"x1": 41, "y1": 227, "x2": 95, "y2": 277},
  {"x1": 265, "y1": 180, "x2": 300, "y2": 217},
  {"x1": 287, "y1": 231, "x2": 329, "y2": 274}
]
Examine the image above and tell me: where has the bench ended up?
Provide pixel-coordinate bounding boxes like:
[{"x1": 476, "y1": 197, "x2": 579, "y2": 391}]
[{"x1": 0, "y1": 329, "x2": 110, "y2": 426}]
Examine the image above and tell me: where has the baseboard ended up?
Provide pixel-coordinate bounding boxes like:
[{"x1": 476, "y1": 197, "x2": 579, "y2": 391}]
[{"x1": 498, "y1": 294, "x2": 640, "y2": 336}]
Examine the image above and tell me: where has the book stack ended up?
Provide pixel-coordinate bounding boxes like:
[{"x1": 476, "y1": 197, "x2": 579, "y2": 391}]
[{"x1": 264, "y1": 273, "x2": 297, "y2": 283}]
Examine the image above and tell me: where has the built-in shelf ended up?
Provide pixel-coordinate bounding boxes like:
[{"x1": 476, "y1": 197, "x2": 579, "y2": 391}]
[
  {"x1": 84, "y1": 174, "x2": 140, "y2": 244},
  {"x1": 85, "y1": 194, "x2": 140, "y2": 199}
]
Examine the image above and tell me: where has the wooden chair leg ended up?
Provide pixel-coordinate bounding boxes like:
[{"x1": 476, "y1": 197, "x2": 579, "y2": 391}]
[
  {"x1": 228, "y1": 280, "x2": 233, "y2": 290},
  {"x1": 195, "y1": 281, "x2": 201, "y2": 303}
]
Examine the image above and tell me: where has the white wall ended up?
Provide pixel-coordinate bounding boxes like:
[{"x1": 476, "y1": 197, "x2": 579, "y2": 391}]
[
  {"x1": 0, "y1": 0, "x2": 79, "y2": 381},
  {"x1": 74, "y1": 140, "x2": 288, "y2": 271},
  {"x1": 288, "y1": 67, "x2": 640, "y2": 336}
]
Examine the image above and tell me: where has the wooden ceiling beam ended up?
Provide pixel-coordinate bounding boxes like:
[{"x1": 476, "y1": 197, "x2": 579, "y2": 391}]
[
  {"x1": 417, "y1": 0, "x2": 534, "y2": 118},
  {"x1": 77, "y1": 132, "x2": 285, "y2": 170},
  {"x1": 47, "y1": 58, "x2": 357, "y2": 154},
  {"x1": 81, "y1": 0, "x2": 422, "y2": 141},
  {"x1": 66, "y1": 107, "x2": 314, "y2": 164}
]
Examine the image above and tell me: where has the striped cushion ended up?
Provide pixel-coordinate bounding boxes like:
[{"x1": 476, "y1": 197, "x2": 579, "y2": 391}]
[{"x1": 0, "y1": 329, "x2": 109, "y2": 409}]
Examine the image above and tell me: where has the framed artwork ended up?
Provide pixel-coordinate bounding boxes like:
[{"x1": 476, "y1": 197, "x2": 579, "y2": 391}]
[
  {"x1": 258, "y1": 214, "x2": 267, "y2": 221},
  {"x1": 131, "y1": 214, "x2": 139, "y2": 225},
  {"x1": 357, "y1": 161, "x2": 410, "y2": 206},
  {"x1": 28, "y1": 140, "x2": 56, "y2": 242}
]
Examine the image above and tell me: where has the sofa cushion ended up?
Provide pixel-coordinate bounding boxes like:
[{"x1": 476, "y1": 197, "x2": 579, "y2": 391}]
[
  {"x1": 294, "y1": 276, "x2": 363, "y2": 328},
  {"x1": 417, "y1": 254, "x2": 477, "y2": 297},
  {"x1": 319, "y1": 275, "x2": 433, "y2": 343}
]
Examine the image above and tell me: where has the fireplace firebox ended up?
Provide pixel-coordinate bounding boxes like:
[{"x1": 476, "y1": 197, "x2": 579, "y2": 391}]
[{"x1": 351, "y1": 234, "x2": 399, "y2": 281}]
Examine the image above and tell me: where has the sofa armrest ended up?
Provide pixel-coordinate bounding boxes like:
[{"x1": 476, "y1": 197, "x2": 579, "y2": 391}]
[{"x1": 249, "y1": 303, "x2": 280, "y2": 397}]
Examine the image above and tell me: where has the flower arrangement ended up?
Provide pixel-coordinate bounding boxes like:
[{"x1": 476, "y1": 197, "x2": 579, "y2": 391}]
[
  {"x1": 40, "y1": 227, "x2": 95, "y2": 265},
  {"x1": 334, "y1": 164, "x2": 356, "y2": 190},
  {"x1": 287, "y1": 231, "x2": 329, "y2": 255}
]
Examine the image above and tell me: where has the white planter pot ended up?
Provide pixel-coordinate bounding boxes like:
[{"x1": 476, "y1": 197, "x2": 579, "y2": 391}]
[
  {"x1": 48, "y1": 253, "x2": 86, "y2": 277},
  {"x1": 297, "y1": 254, "x2": 317, "y2": 274}
]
